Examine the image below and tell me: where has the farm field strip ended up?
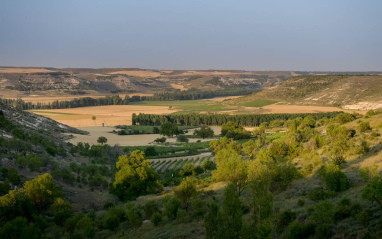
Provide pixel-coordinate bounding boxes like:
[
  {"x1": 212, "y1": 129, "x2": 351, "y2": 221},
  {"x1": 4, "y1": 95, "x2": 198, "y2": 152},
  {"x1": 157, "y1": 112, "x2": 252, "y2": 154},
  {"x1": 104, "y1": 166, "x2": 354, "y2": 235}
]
[{"x1": 150, "y1": 155, "x2": 210, "y2": 172}]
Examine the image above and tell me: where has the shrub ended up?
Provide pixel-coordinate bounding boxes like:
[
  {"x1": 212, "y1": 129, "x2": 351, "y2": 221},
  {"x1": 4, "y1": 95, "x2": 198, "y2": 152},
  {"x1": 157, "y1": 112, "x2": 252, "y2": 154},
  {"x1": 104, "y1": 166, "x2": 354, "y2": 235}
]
[
  {"x1": 126, "y1": 203, "x2": 143, "y2": 227},
  {"x1": 286, "y1": 220, "x2": 315, "y2": 239},
  {"x1": 150, "y1": 212, "x2": 162, "y2": 226},
  {"x1": 307, "y1": 187, "x2": 334, "y2": 201},
  {"x1": 358, "y1": 122, "x2": 371, "y2": 133},
  {"x1": 144, "y1": 146, "x2": 158, "y2": 157},
  {"x1": 297, "y1": 199, "x2": 305, "y2": 207},
  {"x1": 103, "y1": 202, "x2": 115, "y2": 210},
  {"x1": 163, "y1": 196, "x2": 181, "y2": 220},
  {"x1": 103, "y1": 215, "x2": 120, "y2": 231},
  {"x1": 320, "y1": 164, "x2": 350, "y2": 192},
  {"x1": 154, "y1": 137, "x2": 166, "y2": 143},
  {"x1": 143, "y1": 201, "x2": 159, "y2": 219},
  {"x1": 277, "y1": 210, "x2": 297, "y2": 230},
  {"x1": 176, "y1": 135, "x2": 189, "y2": 143}
]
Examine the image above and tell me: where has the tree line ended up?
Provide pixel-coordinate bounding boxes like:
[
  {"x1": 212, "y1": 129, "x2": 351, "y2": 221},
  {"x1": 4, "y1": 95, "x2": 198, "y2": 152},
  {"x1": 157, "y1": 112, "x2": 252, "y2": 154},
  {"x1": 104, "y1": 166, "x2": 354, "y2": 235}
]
[
  {"x1": 132, "y1": 111, "x2": 343, "y2": 127},
  {"x1": 0, "y1": 88, "x2": 255, "y2": 110}
]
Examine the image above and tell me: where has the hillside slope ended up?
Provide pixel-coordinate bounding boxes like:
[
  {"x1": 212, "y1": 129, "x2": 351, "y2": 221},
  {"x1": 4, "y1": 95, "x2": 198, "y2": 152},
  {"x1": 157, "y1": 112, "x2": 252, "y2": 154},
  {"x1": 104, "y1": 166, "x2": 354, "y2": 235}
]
[{"x1": 232, "y1": 75, "x2": 382, "y2": 110}]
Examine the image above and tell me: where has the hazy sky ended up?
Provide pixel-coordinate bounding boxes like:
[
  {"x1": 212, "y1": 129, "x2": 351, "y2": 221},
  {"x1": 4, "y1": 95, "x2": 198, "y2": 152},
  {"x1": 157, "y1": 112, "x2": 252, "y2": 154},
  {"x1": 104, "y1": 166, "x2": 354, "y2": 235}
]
[{"x1": 1, "y1": 0, "x2": 381, "y2": 71}]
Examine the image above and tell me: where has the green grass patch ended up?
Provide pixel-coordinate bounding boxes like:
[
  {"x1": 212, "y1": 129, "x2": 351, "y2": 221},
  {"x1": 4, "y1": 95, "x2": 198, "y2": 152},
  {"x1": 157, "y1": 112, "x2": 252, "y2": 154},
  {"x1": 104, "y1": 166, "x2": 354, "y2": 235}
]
[
  {"x1": 266, "y1": 131, "x2": 287, "y2": 143},
  {"x1": 239, "y1": 99, "x2": 277, "y2": 107}
]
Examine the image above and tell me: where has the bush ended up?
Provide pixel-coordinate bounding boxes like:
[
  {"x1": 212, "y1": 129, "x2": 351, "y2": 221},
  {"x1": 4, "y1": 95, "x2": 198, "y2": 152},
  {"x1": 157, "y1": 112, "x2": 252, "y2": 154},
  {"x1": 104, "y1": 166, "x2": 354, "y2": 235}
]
[
  {"x1": 126, "y1": 203, "x2": 143, "y2": 227},
  {"x1": 358, "y1": 122, "x2": 371, "y2": 133},
  {"x1": 176, "y1": 135, "x2": 189, "y2": 143},
  {"x1": 154, "y1": 137, "x2": 166, "y2": 143},
  {"x1": 307, "y1": 187, "x2": 335, "y2": 201},
  {"x1": 103, "y1": 202, "x2": 115, "y2": 210},
  {"x1": 144, "y1": 146, "x2": 158, "y2": 157},
  {"x1": 277, "y1": 210, "x2": 297, "y2": 230},
  {"x1": 297, "y1": 199, "x2": 305, "y2": 207},
  {"x1": 143, "y1": 201, "x2": 159, "y2": 219},
  {"x1": 286, "y1": 220, "x2": 315, "y2": 239},
  {"x1": 320, "y1": 164, "x2": 350, "y2": 192},
  {"x1": 150, "y1": 212, "x2": 162, "y2": 226},
  {"x1": 103, "y1": 215, "x2": 120, "y2": 231},
  {"x1": 163, "y1": 196, "x2": 181, "y2": 220}
]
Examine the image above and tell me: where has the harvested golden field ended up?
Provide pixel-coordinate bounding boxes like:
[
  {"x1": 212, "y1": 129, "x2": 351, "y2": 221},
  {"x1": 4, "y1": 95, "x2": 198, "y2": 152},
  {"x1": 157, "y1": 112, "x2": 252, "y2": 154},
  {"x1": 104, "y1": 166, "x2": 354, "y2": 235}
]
[
  {"x1": 0, "y1": 67, "x2": 54, "y2": 73},
  {"x1": 30, "y1": 105, "x2": 178, "y2": 127},
  {"x1": 108, "y1": 70, "x2": 161, "y2": 77}
]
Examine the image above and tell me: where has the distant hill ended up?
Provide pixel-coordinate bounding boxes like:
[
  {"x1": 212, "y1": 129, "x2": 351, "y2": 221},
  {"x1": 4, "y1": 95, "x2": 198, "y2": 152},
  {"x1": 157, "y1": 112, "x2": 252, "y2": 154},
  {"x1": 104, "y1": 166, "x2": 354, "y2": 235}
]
[
  {"x1": 0, "y1": 67, "x2": 293, "y2": 98},
  {"x1": 232, "y1": 75, "x2": 382, "y2": 110}
]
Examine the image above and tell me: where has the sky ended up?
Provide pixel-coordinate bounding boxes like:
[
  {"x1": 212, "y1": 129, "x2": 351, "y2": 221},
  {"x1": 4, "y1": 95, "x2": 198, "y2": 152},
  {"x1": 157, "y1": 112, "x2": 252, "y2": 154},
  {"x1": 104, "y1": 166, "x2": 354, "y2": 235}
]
[{"x1": 0, "y1": 0, "x2": 381, "y2": 71}]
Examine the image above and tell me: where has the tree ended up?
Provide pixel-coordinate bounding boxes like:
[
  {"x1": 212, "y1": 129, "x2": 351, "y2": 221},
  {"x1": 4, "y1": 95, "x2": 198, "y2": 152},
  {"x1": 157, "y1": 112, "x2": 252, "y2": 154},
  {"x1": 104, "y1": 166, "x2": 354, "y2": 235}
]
[
  {"x1": 247, "y1": 160, "x2": 274, "y2": 234},
  {"x1": 7, "y1": 168, "x2": 21, "y2": 185},
  {"x1": 204, "y1": 199, "x2": 219, "y2": 239},
  {"x1": 212, "y1": 149, "x2": 248, "y2": 195},
  {"x1": 160, "y1": 122, "x2": 179, "y2": 137},
  {"x1": 23, "y1": 173, "x2": 62, "y2": 211},
  {"x1": 50, "y1": 198, "x2": 73, "y2": 225},
  {"x1": 91, "y1": 116, "x2": 96, "y2": 120},
  {"x1": 97, "y1": 136, "x2": 107, "y2": 145},
  {"x1": 221, "y1": 121, "x2": 250, "y2": 139},
  {"x1": 362, "y1": 176, "x2": 382, "y2": 208},
  {"x1": 173, "y1": 177, "x2": 198, "y2": 211},
  {"x1": 111, "y1": 150, "x2": 163, "y2": 200},
  {"x1": 217, "y1": 184, "x2": 242, "y2": 239},
  {"x1": 242, "y1": 139, "x2": 256, "y2": 158},
  {"x1": 194, "y1": 125, "x2": 214, "y2": 139}
]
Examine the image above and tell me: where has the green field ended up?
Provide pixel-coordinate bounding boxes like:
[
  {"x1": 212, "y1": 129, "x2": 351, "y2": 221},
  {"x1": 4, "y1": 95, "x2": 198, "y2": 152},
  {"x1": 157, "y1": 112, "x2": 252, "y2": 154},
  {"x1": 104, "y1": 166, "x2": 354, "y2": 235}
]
[
  {"x1": 238, "y1": 99, "x2": 277, "y2": 107},
  {"x1": 130, "y1": 100, "x2": 232, "y2": 112}
]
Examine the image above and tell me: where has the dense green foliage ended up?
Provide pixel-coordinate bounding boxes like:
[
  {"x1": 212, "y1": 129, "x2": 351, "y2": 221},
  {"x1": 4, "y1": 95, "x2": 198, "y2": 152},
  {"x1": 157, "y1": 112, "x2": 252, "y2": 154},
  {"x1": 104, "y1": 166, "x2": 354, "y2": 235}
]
[
  {"x1": 133, "y1": 111, "x2": 343, "y2": 126},
  {"x1": 110, "y1": 150, "x2": 163, "y2": 200}
]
